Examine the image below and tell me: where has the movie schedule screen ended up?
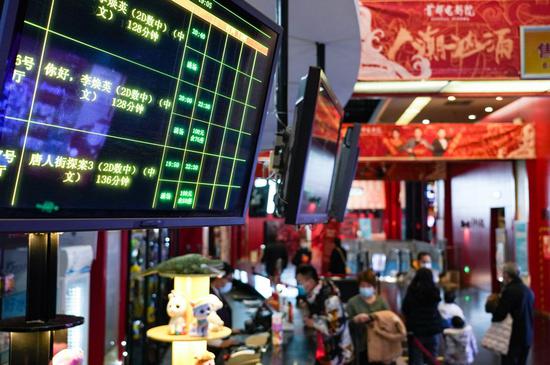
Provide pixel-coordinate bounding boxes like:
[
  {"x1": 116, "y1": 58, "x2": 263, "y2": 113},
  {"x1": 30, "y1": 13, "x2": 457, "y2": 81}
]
[{"x1": 0, "y1": 0, "x2": 278, "y2": 219}]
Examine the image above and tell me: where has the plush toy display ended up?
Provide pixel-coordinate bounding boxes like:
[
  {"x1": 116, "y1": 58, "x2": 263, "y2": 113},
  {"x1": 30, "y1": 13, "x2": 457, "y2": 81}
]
[
  {"x1": 206, "y1": 294, "x2": 224, "y2": 332},
  {"x1": 167, "y1": 290, "x2": 187, "y2": 335},
  {"x1": 190, "y1": 299, "x2": 212, "y2": 337},
  {"x1": 51, "y1": 348, "x2": 84, "y2": 365},
  {"x1": 190, "y1": 294, "x2": 224, "y2": 337},
  {"x1": 195, "y1": 351, "x2": 216, "y2": 365}
]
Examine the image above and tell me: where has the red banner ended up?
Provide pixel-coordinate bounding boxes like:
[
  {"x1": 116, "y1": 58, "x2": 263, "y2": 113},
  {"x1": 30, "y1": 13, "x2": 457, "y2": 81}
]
[
  {"x1": 356, "y1": 123, "x2": 535, "y2": 160},
  {"x1": 358, "y1": 0, "x2": 550, "y2": 80}
]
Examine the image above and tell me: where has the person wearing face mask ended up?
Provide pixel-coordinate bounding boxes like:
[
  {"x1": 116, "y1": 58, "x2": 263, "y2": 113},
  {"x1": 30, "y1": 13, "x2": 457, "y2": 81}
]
[
  {"x1": 346, "y1": 270, "x2": 389, "y2": 365},
  {"x1": 402, "y1": 251, "x2": 439, "y2": 288},
  {"x1": 485, "y1": 262, "x2": 534, "y2": 365},
  {"x1": 296, "y1": 264, "x2": 353, "y2": 365}
]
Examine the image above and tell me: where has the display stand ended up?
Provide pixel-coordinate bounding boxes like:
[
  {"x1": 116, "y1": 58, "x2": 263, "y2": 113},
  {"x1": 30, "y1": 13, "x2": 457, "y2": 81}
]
[
  {"x1": 147, "y1": 275, "x2": 231, "y2": 365},
  {"x1": 0, "y1": 233, "x2": 84, "y2": 364}
]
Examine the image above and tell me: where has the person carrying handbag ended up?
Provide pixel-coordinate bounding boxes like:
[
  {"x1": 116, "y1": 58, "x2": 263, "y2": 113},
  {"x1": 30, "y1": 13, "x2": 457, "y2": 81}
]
[{"x1": 485, "y1": 262, "x2": 534, "y2": 365}]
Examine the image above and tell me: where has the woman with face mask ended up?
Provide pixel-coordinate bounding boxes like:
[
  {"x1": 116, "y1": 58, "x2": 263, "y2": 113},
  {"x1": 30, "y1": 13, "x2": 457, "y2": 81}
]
[{"x1": 346, "y1": 270, "x2": 389, "y2": 365}]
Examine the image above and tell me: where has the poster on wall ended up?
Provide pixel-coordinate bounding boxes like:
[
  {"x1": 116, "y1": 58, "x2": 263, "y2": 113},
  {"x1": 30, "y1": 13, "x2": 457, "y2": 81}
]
[
  {"x1": 354, "y1": 123, "x2": 535, "y2": 161},
  {"x1": 514, "y1": 221, "x2": 529, "y2": 273},
  {"x1": 358, "y1": 0, "x2": 550, "y2": 80},
  {"x1": 521, "y1": 26, "x2": 550, "y2": 79}
]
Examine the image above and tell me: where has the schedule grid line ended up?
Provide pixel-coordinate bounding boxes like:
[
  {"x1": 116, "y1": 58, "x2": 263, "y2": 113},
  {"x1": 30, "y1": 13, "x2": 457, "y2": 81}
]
[
  {"x1": 173, "y1": 22, "x2": 213, "y2": 209},
  {"x1": 159, "y1": 179, "x2": 240, "y2": 189},
  {"x1": 3, "y1": 116, "x2": 248, "y2": 163},
  {"x1": 224, "y1": 50, "x2": 258, "y2": 209},
  {"x1": 186, "y1": 44, "x2": 261, "y2": 83},
  {"x1": 25, "y1": 21, "x2": 261, "y2": 111},
  {"x1": 11, "y1": 0, "x2": 57, "y2": 206},
  {"x1": 208, "y1": 43, "x2": 244, "y2": 209},
  {"x1": 192, "y1": 33, "x2": 229, "y2": 209},
  {"x1": 172, "y1": 112, "x2": 251, "y2": 136},
  {"x1": 153, "y1": 13, "x2": 195, "y2": 208}
]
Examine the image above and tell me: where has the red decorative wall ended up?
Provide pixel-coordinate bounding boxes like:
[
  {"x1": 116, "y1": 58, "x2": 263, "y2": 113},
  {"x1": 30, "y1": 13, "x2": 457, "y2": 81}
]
[
  {"x1": 482, "y1": 96, "x2": 550, "y2": 313},
  {"x1": 448, "y1": 161, "x2": 516, "y2": 291}
]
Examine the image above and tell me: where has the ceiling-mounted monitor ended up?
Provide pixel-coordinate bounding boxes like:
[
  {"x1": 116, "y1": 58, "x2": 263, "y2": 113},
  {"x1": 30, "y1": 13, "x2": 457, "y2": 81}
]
[
  {"x1": 329, "y1": 123, "x2": 361, "y2": 222},
  {"x1": 0, "y1": 0, "x2": 281, "y2": 232},
  {"x1": 284, "y1": 67, "x2": 343, "y2": 225}
]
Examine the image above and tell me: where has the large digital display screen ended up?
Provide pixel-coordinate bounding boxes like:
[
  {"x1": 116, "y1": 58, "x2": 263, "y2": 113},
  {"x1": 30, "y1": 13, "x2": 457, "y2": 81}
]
[
  {"x1": 284, "y1": 67, "x2": 343, "y2": 225},
  {"x1": 298, "y1": 85, "x2": 341, "y2": 217},
  {"x1": 0, "y1": 0, "x2": 280, "y2": 230}
]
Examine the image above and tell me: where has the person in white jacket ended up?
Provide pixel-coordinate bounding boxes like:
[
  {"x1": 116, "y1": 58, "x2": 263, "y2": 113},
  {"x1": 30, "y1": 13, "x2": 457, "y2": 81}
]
[
  {"x1": 438, "y1": 290, "x2": 465, "y2": 327},
  {"x1": 443, "y1": 316, "x2": 478, "y2": 365}
]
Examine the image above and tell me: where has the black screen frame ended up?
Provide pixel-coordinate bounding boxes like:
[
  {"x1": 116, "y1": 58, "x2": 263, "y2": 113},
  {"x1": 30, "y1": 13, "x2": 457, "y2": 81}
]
[
  {"x1": 329, "y1": 123, "x2": 361, "y2": 222},
  {"x1": 284, "y1": 67, "x2": 343, "y2": 225},
  {"x1": 0, "y1": 0, "x2": 282, "y2": 232}
]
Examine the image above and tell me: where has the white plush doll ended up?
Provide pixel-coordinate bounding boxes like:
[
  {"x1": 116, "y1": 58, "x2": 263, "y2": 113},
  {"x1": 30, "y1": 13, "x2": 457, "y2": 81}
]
[
  {"x1": 206, "y1": 294, "x2": 224, "y2": 332},
  {"x1": 167, "y1": 290, "x2": 187, "y2": 335},
  {"x1": 52, "y1": 348, "x2": 84, "y2": 365}
]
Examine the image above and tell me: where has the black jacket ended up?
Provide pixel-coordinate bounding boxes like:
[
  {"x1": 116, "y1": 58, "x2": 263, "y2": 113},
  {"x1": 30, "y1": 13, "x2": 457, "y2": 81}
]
[
  {"x1": 211, "y1": 287, "x2": 232, "y2": 329},
  {"x1": 329, "y1": 246, "x2": 347, "y2": 275},
  {"x1": 261, "y1": 242, "x2": 288, "y2": 276},
  {"x1": 490, "y1": 277, "x2": 535, "y2": 349},
  {"x1": 401, "y1": 286, "x2": 444, "y2": 337}
]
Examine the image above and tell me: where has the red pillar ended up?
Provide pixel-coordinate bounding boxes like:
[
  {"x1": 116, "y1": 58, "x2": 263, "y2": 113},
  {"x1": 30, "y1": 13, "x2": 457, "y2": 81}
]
[
  {"x1": 384, "y1": 181, "x2": 402, "y2": 240},
  {"x1": 444, "y1": 178, "x2": 455, "y2": 269},
  {"x1": 89, "y1": 231, "x2": 107, "y2": 365},
  {"x1": 527, "y1": 159, "x2": 550, "y2": 313}
]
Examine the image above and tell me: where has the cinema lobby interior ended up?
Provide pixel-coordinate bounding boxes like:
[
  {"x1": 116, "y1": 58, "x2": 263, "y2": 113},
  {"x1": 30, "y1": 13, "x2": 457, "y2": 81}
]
[{"x1": 0, "y1": 0, "x2": 550, "y2": 364}]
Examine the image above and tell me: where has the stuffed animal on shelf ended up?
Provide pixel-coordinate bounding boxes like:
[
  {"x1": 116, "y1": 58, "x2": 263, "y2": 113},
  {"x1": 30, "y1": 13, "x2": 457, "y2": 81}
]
[
  {"x1": 190, "y1": 297, "x2": 212, "y2": 337},
  {"x1": 195, "y1": 351, "x2": 216, "y2": 365},
  {"x1": 206, "y1": 294, "x2": 225, "y2": 332},
  {"x1": 190, "y1": 294, "x2": 224, "y2": 337},
  {"x1": 167, "y1": 290, "x2": 187, "y2": 335},
  {"x1": 52, "y1": 348, "x2": 84, "y2": 365}
]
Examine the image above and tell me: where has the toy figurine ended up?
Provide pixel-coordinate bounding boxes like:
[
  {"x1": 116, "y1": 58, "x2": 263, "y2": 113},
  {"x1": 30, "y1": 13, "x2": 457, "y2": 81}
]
[
  {"x1": 190, "y1": 298, "x2": 212, "y2": 337},
  {"x1": 190, "y1": 294, "x2": 224, "y2": 337},
  {"x1": 206, "y1": 294, "x2": 225, "y2": 332},
  {"x1": 167, "y1": 290, "x2": 187, "y2": 335},
  {"x1": 195, "y1": 351, "x2": 216, "y2": 365}
]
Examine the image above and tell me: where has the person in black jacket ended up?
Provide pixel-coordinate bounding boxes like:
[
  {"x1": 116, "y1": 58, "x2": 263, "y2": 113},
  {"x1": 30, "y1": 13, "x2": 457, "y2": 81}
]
[
  {"x1": 329, "y1": 238, "x2": 348, "y2": 275},
  {"x1": 486, "y1": 262, "x2": 534, "y2": 365},
  {"x1": 261, "y1": 240, "x2": 288, "y2": 279},
  {"x1": 401, "y1": 268, "x2": 444, "y2": 365}
]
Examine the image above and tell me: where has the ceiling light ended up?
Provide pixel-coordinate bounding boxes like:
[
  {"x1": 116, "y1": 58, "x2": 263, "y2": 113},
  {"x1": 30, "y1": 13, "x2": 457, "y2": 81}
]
[
  {"x1": 496, "y1": 96, "x2": 503, "y2": 101},
  {"x1": 468, "y1": 114, "x2": 477, "y2": 120},
  {"x1": 485, "y1": 107, "x2": 494, "y2": 113},
  {"x1": 355, "y1": 81, "x2": 550, "y2": 95},
  {"x1": 422, "y1": 119, "x2": 431, "y2": 125},
  {"x1": 395, "y1": 97, "x2": 432, "y2": 126},
  {"x1": 354, "y1": 81, "x2": 449, "y2": 94},
  {"x1": 442, "y1": 80, "x2": 550, "y2": 94},
  {"x1": 447, "y1": 96, "x2": 456, "y2": 101}
]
